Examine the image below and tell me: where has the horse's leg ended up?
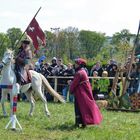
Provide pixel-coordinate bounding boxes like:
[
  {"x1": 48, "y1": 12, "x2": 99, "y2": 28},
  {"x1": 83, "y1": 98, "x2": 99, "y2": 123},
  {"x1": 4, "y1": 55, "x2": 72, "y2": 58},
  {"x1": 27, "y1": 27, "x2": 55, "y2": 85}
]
[
  {"x1": 34, "y1": 87, "x2": 50, "y2": 117},
  {"x1": 1, "y1": 90, "x2": 7, "y2": 116},
  {"x1": 31, "y1": 75, "x2": 50, "y2": 117},
  {"x1": 24, "y1": 90, "x2": 35, "y2": 116},
  {"x1": 39, "y1": 91, "x2": 50, "y2": 117}
]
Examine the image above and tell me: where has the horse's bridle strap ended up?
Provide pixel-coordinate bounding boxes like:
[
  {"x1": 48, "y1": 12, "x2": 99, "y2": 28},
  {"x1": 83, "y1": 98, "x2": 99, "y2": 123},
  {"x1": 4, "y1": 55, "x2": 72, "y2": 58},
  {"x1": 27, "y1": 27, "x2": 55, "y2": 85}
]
[{"x1": 2, "y1": 61, "x2": 6, "y2": 66}]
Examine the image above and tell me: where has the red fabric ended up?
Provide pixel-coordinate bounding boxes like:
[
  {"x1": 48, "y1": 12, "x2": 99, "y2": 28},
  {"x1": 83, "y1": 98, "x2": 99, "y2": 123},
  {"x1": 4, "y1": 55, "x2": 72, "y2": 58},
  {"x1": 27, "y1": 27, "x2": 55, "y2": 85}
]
[
  {"x1": 13, "y1": 107, "x2": 17, "y2": 113},
  {"x1": 75, "y1": 58, "x2": 87, "y2": 65},
  {"x1": 13, "y1": 96, "x2": 17, "y2": 102},
  {"x1": 26, "y1": 18, "x2": 46, "y2": 52},
  {"x1": 70, "y1": 68, "x2": 103, "y2": 125},
  {"x1": 8, "y1": 85, "x2": 13, "y2": 89}
]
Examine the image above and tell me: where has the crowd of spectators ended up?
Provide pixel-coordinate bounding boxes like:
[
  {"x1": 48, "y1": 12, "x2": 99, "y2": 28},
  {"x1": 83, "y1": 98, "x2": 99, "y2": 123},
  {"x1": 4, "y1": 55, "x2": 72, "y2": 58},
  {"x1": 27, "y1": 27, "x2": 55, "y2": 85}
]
[
  {"x1": 33, "y1": 57, "x2": 123, "y2": 102},
  {"x1": 34, "y1": 57, "x2": 75, "y2": 102},
  {"x1": 1, "y1": 55, "x2": 138, "y2": 102}
]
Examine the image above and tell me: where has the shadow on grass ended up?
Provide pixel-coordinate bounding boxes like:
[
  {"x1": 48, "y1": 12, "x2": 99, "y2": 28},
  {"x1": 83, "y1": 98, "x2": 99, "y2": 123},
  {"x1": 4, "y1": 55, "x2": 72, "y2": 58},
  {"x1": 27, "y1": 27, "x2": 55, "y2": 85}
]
[
  {"x1": 0, "y1": 115, "x2": 8, "y2": 119},
  {"x1": 45, "y1": 124, "x2": 78, "y2": 131}
]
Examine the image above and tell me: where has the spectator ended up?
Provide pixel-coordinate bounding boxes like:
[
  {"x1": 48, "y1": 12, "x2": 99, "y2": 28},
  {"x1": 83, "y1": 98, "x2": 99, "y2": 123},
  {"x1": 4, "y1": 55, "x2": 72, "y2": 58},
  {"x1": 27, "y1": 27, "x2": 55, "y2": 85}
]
[
  {"x1": 98, "y1": 71, "x2": 110, "y2": 99},
  {"x1": 91, "y1": 71, "x2": 99, "y2": 100},
  {"x1": 52, "y1": 58, "x2": 67, "y2": 76},
  {"x1": 106, "y1": 59, "x2": 116, "y2": 73},
  {"x1": 62, "y1": 63, "x2": 75, "y2": 102},
  {"x1": 42, "y1": 63, "x2": 52, "y2": 78},
  {"x1": 90, "y1": 61, "x2": 103, "y2": 77},
  {"x1": 107, "y1": 64, "x2": 118, "y2": 93},
  {"x1": 50, "y1": 57, "x2": 57, "y2": 68},
  {"x1": 46, "y1": 57, "x2": 58, "y2": 100},
  {"x1": 39, "y1": 60, "x2": 45, "y2": 73},
  {"x1": 34, "y1": 62, "x2": 41, "y2": 73},
  {"x1": 127, "y1": 58, "x2": 140, "y2": 95},
  {"x1": 52, "y1": 59, "x2": 67, "y2": 94}
]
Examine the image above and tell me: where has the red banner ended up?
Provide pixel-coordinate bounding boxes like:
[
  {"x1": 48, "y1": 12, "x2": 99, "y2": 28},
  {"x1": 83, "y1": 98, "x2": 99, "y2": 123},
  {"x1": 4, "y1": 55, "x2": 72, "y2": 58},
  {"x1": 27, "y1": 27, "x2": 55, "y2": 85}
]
[{"x1": 26, "y1": 18, "x2": 46, "y2": 52}]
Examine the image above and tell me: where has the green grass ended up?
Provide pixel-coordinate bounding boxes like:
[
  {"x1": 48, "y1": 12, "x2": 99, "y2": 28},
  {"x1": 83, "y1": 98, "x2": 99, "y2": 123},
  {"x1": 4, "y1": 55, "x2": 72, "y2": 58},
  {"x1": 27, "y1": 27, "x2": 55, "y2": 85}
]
[{"x1": 0, "y1": 101, "x2": 140, "y2": 140}]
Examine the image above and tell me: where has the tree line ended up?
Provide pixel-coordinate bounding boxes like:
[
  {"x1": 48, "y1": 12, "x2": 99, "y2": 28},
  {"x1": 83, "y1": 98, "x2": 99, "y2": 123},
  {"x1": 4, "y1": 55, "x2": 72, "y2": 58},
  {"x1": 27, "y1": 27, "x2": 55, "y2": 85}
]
[{"x1": 0, "y1": 27, "x2": 139, "y2": 65}]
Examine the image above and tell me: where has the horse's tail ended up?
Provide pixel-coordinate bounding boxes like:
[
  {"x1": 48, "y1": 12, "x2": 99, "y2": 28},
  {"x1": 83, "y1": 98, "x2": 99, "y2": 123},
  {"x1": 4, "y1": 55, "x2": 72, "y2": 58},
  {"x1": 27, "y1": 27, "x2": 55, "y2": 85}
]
[{"x1": 39, "y1": 74, "x2": 65, "y2": 103}]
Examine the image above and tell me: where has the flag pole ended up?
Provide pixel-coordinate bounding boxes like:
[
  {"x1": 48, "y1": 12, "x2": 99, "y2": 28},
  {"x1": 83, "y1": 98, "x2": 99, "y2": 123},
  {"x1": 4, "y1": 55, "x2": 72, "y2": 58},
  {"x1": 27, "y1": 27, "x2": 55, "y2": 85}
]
[{"x1": 15, "y1": 7, "x2": 42, "y2": 48}]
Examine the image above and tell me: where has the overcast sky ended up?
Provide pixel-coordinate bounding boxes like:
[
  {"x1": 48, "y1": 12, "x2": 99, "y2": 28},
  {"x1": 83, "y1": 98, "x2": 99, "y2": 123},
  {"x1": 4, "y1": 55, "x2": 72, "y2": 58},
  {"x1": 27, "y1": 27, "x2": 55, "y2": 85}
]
[{"x1": 0, "y1": 0, "x2": 140, "y2": 36}]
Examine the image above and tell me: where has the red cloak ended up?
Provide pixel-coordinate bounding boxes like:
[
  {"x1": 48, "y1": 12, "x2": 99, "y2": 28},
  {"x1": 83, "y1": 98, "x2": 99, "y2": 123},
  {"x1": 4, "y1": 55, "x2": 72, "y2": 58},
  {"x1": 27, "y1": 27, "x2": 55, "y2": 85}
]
[{"x1": 70, "y1": 68, "x2": 103, "y2": 125}]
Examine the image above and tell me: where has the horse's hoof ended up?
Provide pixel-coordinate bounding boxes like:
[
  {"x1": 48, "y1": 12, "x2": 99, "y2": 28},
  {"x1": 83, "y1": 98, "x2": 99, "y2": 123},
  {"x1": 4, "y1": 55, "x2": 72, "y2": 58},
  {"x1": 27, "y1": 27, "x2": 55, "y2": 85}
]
[
  {"x1": 29, "y1": 113, "x2": 33, "y2": 117},
  {"x1": 46, "y1": 112, "x2": 51, "y2": 117}
]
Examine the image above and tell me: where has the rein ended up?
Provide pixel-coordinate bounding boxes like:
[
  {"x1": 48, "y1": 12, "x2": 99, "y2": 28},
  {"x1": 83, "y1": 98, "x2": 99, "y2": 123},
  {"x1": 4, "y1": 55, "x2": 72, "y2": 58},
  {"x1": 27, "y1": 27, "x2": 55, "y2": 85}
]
[{"x1": 2, "y1": 61, "x2": 7, "y2": 66}]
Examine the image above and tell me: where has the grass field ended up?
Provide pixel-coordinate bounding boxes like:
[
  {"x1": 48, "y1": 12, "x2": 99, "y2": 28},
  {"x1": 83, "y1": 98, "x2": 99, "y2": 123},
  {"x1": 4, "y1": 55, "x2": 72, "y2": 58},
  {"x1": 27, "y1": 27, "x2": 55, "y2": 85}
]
[{"x1": 0, "y1": 101, "x2": 140, "y2": 140}]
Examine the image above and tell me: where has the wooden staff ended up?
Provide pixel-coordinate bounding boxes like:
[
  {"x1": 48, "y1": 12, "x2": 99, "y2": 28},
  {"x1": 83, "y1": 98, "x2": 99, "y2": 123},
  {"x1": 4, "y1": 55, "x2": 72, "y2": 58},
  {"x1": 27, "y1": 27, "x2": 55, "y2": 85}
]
[
  {"x1": 110, "y1": 63, "x2": 121, "y2": 96},
  {"x1": 122, "y1": 21, "x2": 140, "y2": 95}
]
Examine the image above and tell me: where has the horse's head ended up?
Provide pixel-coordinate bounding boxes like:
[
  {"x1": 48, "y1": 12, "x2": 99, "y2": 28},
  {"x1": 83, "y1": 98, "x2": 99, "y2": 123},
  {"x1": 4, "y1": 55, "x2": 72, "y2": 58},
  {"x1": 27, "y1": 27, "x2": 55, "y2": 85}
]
[{"x1": 0, "y1": 49, "x2": 14, "y2": 69}]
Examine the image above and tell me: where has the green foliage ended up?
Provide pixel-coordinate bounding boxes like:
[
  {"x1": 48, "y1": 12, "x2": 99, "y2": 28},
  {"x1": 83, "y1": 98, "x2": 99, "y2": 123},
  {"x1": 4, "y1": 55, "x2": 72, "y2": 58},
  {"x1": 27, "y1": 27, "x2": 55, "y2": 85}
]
[
  {"x1": 110, "y1": 29, "x2": 134, "y2": 63},
  {"x1": 59, "y1": 27, "x2": 80, "y2": 60},
  {"x1": 119, "y1": 94, "x2": 131, "y2": 109},
  {"x1": 0, "y1": 102, "x2": 140, "y2": 140},
  {"x1": 95, "y1": 45, "x2": 112, "y2": 65},
  {"x1": 0, "y1": 26, "x2": 139, "y2": 64},
  {"x1": 0, "y1": 33, "x2": 11, "y2": 58},
  {"x1": 112, "y1": 29, "x2": 131, "y2": 45},
  {"x1": 6, "y1": 27, "x2": 22, "y2": 50},
  {"x1": 44, "y1": 30, "x2": 57, "y2": 58},
  {"x1": 79, "y1": 30, "x2": 106, "y2": 58}
]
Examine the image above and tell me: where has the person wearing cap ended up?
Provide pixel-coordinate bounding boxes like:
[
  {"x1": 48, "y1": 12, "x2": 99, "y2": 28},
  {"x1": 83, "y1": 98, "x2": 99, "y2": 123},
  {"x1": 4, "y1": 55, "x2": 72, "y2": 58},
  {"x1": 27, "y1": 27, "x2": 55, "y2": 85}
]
[
  {"x1": 15, "y1": 39, "x2": 33, "y2": 85},
  {"x1": 69, "y1": 58, "x2": 103, "y2": 128},
  {"x1": 50, "y1": 57, "x2": 57, "y2": 68}
]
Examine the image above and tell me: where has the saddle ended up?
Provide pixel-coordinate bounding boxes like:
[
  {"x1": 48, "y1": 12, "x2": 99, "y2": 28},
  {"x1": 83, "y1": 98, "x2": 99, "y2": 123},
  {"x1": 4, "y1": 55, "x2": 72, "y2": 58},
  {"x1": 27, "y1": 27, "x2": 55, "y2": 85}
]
[
  {"x1": 22, "y1": 70, "x2": 31, "y2": 85},
  {"x1": 16, "y1": 69, "x2": 31, "y2": 85}
]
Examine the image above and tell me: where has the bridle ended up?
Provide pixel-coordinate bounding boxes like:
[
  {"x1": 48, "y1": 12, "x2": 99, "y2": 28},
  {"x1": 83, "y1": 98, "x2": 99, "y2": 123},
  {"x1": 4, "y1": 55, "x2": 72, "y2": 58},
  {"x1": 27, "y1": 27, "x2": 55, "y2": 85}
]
[
  {"x1": 1, "y1": 61, "x2": 7, "y2": 66},
  {"x1": 1, "y1": 53, "x2": 13, "y2": 68}
]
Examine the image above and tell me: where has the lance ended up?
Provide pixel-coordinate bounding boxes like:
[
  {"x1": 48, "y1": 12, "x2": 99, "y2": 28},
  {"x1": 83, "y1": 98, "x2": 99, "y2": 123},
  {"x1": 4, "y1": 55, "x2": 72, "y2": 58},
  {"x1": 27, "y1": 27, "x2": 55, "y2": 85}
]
[{"x1": 122, "y1": 20, "x2": 140, "y2": 95}]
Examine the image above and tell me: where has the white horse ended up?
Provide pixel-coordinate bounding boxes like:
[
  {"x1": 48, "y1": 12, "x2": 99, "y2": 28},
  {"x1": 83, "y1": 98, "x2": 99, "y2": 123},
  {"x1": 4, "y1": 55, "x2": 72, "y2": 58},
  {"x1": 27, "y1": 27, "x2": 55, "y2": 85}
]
[{"x1": 0, "y1": 49, "x2": 65, "y2": 117}]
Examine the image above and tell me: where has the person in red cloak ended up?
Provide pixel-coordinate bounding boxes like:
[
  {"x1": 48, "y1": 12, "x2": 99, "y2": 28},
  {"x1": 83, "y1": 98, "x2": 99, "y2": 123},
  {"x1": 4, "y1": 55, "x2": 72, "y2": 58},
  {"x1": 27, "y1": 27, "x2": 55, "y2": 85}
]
[{"x1": 69, "y1": 58, "x2": 103, "y2": 128}]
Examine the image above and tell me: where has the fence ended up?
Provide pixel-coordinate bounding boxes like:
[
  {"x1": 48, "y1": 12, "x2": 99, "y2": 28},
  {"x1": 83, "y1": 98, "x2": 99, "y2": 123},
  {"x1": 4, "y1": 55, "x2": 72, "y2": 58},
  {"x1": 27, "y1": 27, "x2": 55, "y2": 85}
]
[{"x1": 47, "y1": 76, "x2": 120, "y2": 92}]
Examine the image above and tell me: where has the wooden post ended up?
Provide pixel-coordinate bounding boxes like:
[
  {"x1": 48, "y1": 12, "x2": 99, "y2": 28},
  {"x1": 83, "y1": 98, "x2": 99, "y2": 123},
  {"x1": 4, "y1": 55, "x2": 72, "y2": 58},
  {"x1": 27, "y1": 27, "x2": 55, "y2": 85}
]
[
  {"x1": 54, "y1": 77, "x2": 58, "y2": 102},
  {"x1": 122, "y1": 21, "x2": 140, "y2": 95}
]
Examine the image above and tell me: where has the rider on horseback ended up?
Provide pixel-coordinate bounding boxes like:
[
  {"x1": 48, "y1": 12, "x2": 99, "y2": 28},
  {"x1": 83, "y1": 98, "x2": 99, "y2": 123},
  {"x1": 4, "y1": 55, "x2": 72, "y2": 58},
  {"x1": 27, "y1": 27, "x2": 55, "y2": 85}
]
[{"x1": 15, "y1": 39, "x2": 33, "y2": 85}]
